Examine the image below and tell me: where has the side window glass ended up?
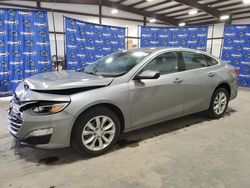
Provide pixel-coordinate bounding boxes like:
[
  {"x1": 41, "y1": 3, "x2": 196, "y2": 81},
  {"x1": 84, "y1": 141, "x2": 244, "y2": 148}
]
[
  {"x1": 182, "y1": 51, "x2": 207, "y2": 70},
  {"x1": 206, "y1": 56, "x2": 219, "y2": 66},
  {"x1": 143, "y1": 52, "x2": 179, "y2": 75}
]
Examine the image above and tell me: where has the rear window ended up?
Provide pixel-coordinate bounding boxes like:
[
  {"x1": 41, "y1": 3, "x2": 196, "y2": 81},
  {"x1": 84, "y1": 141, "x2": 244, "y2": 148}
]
[
  {"x1": 206, "y1": 56, "x2": 219, "y2": 66},
  {"x1": 182, "y1": 51, "x2": 207, "y2": 70}
]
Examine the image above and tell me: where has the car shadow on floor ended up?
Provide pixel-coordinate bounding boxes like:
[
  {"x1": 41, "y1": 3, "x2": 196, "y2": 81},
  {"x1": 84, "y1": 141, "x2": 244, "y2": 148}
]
[{"x1": 12, "y1": 107, "x2": 236, "y2": 165}]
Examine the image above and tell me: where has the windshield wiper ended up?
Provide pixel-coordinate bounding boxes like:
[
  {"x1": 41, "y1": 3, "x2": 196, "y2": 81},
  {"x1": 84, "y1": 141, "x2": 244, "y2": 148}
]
[
  {"x1": 83, "y1": 70, "x2": 97, "y2": 76},
  {"x1": 97, "y1": 71, "x2": 127, "y2": 77}
]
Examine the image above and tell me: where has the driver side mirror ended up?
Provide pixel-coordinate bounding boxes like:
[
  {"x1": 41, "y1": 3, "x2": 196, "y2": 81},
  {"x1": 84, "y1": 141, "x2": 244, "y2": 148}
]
[{"x1": 134, "y1": 70, "x2": 160, "y2": 80}]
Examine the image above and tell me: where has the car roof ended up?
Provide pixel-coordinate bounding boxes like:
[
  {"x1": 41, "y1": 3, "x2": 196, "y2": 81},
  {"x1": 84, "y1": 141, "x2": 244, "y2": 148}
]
[
  {"x1": 124, "y1": 47, "x2": 219, "y2": 60},
  {"x1": 125, "y1": 47, "x2": 201, "y2": 53}
]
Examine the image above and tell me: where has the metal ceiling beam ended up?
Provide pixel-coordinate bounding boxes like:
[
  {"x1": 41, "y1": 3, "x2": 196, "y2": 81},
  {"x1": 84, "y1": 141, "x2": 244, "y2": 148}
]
[
  {"x1": 153, "y1": 4, "x2": 181, "y2": 13},
  {"x1": 187, "y1": 8, "x2": 250, "y2": 22},
  {"x1": 144, "y1": 0, "x2": 218, "y2": 13},
  {"x1": 205, "y1": 0, "x2": 231, "y2": 7},
  {"x1": 190, "y1": 20, "x2": 221, "y2": 25},
  {"x1": 187, "y1": 17, "x2": 216, "y2": 23},
  {"x1": 139, "y1": 0, "x2": 170, "y2": 10},
  {"x1": 232, "y1": 9, "x2": 250, "y2": 15},
  {"x1": 175, "y1": 12, "x2": 208, "y2": 19},
  {"x1": 128, "y1": 0, "x2": 147, "y2": 7},
  {"x1": 232, "y1": 15, "x2": 250, "y2": 20},
  {"x1": 214, "y1": 2, "x2": 243, "y2": 10},
  {"x1": 158, "y1": 0, "x2": 230, "y2": 16},
  {"x1": 188, "y1": 14, "x2": 250, "y2": 25},
  {"x1": 101, "y1": 0, "x2": 178, "y2": 25},
  {"x1": 36, "y1": 0, "x2": 41, "y2": 8},
  {"x1": 42, "y1": 0, "x2": 99, "y2": 4},
  {"x1": 0, "y1": 1, "x2": 158, "y2": 24},
  {"x1": 184, "y1": 15, "x2": 213, "y2": 22},
  {"x1": 163, "y1": 7, "x2": 190, "y2": 15},
  {"x1": 166, "y1": 0, "x2": 246, "y2": 19},
  {"x1": 0, "y1": 0, "x2": 100, "y2": 4},
  {"x1": 117, "y1": 0, "x2": 127, "y2": 3},
  {"x1": 189, "y1": 12, "x2": 250, "y2": 25},
  {"x1": 168, "y1": 9, "x2": 205, "y2": 18},
  {"x1": 173, "y1": 0, "x2": 222, "y2": 19},
  {"x1": 173, "y1": 2, "x2": 249, "y2": 21}
]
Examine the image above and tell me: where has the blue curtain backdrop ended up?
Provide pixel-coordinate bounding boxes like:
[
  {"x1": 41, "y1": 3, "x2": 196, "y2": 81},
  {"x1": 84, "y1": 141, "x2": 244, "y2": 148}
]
[
  {"x1": 65, "y1": 17, "x2": 126, "y2": 71},
  {"x1": 0, "y1": 8, "x2": 52, "y2": 97},
  {"x1": 221, "y1": 24, "x2": 250, "y2": 87},
  {"x1": 140, "y1": 25, "x2": 209, "y2": 51}
]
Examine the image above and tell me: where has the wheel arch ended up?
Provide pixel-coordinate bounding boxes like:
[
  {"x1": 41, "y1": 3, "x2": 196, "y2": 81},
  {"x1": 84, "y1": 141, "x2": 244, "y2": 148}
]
[
  {"x1": 214, "y1": 82, "x2": 231, "y2": 98},
  {"x1": 70, "y1": 102, "x2": 125, "y2": 142}
]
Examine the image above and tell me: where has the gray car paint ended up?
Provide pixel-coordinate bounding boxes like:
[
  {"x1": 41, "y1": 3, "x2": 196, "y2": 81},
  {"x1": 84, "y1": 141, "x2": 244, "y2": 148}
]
[
  {"x1": 8, "y1": 48, "x2": 238, "y2": 149},
  {"x1": 25, "y1": 71, "x2": 114, "y2": 90}
]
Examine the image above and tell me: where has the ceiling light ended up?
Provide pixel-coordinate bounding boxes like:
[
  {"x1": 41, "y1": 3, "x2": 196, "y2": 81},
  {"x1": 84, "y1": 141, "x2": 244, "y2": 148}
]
[
  {"x1": 111, "y1": 8, "x2": 118, "y2": 14},
  {"x1": 243, "y1": 0, "x2": 250, "y2": 4},
  {"x1": 220, "y1": 15, "x2": 230, "y2": 20},
  {"x1": 149, "y1": 18, "x2": 156, "y2": 23},
  {"x1": 179, "y1": 22, "x2": 186, "y2": 27},
  {"x1": 189, "y1": 9, "x2": 198, "y2": 15}
]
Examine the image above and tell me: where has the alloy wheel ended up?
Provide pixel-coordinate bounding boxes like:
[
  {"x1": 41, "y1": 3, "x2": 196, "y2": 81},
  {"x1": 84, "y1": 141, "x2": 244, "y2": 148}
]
[
  {"x1": 81, "y1": 116, "x2": 116, "y2": 151},
  {"x1": 213, "y1": 91, "x2": 227, "y2": 115}
]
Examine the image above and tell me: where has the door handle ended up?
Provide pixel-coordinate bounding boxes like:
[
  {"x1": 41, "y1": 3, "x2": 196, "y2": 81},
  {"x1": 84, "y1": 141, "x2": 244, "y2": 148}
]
[
  {"x1": 208, "y1": 72, "x2": 215, "y2": 77},
  {"x1": 173, "y1": 78, "x2": 183, "y2": 84}
]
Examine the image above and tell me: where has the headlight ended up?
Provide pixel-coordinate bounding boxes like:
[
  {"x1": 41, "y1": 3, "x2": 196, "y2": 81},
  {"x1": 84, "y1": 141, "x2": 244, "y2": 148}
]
[{"x1": 32, "y1": 102, "x2": 69, "y2": 114}]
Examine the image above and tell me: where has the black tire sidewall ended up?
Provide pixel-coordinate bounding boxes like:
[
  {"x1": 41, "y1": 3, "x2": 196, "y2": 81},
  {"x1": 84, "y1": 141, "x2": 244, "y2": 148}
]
[
  {"x1": 71, "y1": 106, "x2": 121, "y2": 156},
  {"x1": 209, "y1": 88, "x2": 229, "y2": 119}
]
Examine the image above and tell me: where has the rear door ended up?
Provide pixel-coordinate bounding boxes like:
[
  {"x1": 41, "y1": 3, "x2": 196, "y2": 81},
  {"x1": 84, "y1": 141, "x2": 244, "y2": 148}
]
[
  {"x1": 128, "y1": 51, "x2": 184, "y2": 128},
  {"x1": 180, "y1": 51, "x2": 219, "y2": 113}
]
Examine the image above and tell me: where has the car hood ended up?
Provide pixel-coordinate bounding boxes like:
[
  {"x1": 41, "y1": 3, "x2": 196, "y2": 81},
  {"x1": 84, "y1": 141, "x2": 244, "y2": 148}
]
[{"x1": 24, "y1": 71, "x2": 114, "y2": 91}]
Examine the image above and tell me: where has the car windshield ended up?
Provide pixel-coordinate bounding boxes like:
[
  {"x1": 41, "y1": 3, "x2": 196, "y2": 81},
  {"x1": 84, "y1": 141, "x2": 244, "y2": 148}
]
[{"x1": 84, "y1": 50, "x2": 151, "y2": 77}]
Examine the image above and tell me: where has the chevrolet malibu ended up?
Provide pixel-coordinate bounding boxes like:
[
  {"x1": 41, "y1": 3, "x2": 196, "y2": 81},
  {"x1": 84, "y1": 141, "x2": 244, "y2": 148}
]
[{"x1": 8, "y1": 48, "x2": 238, "y2": 156}]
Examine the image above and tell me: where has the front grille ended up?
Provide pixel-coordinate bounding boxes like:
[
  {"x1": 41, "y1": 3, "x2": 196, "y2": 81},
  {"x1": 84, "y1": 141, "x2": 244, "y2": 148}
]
[
  {"x1": 12, "y1": 94, "x2": 22, "y2": 105},
  {"x1": 8, "y1": 103, "x2": 23, "y2": 134}
]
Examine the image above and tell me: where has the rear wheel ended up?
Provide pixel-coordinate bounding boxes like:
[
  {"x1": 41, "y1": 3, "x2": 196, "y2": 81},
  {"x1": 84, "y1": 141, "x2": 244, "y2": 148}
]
[
  {"x1": 71, "y1": 106, "x2": 121, "y2": 156},
  {"x1": 208, "y1": 88, "x2": 229, "y2": 119}
]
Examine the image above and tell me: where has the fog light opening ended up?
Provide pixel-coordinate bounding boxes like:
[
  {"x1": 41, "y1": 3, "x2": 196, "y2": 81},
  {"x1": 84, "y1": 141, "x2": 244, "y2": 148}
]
[{"x1": 25, "y1": 128, "x2": 53, "y2": 138}]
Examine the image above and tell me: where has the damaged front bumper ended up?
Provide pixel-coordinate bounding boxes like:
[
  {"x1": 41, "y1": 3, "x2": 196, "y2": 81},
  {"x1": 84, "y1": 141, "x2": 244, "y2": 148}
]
[{"x1": 8, "y1": 84, "x2": 76, "y2": 149}]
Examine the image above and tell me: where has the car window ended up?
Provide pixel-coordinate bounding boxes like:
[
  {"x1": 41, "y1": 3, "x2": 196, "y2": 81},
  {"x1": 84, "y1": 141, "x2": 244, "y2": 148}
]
[
  {"x1": 182, "y1": 51, "x2": 207, "y2": 70},
  {"x1": 206, "y1": 56, "x2": 218, "y2": 66},
  {"x1": 84, "y1": 51, "x2": 150, "y2": 77},
  {"x1": 143, "y1": 52, "x2": 179, "y2": 75}
]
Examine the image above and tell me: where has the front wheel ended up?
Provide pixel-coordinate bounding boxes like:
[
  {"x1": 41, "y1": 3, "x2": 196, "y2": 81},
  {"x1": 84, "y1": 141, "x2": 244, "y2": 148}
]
[
  {"x1": 71, "y1": 106, "x2": 121, "y2": 156},
  {"x1": 208, "y1": 88, "x2": 229, "y2": 119}
]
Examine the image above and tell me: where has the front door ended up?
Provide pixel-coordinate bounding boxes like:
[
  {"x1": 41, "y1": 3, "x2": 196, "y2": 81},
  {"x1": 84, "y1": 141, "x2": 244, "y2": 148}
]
[{"x1": 129, "y1": 51, "x2": 184, "y2": 128}]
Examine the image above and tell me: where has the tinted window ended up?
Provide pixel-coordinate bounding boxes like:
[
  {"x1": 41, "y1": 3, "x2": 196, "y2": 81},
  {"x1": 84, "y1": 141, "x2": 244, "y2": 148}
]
[
  {"x1": 84, "y1": 51, "x2": 150, "y2": 77},
  {"x1": 206, "y1": 56, "x2": 218, "y2": 66},
  {"x1": 143, "y1": 52, "x2": 179, "y2": 75},
  {"x1": 182, "y1": 51, "x2": 207, "y2": 70}
]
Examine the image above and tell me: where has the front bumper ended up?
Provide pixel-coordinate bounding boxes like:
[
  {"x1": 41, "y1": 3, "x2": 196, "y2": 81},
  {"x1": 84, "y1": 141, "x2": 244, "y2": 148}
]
[{"x1": 8, "y1": 102, "x2": 76, "y2": 149}]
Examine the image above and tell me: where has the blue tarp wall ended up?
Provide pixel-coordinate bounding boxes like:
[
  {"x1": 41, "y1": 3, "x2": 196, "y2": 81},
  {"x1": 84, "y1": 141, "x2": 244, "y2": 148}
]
[
  {"x1": 0, "y1": 8, "x2": 52, "y2": 97},
  {"x1": 140, "y1": 25, "x2": 209, "y2": 51},
  {"x1": 65, "y1": 17, "x2": 126, "y2": 71},
  {"x1": 221, "y1": 24, "x2": 250, "y2": 87}
]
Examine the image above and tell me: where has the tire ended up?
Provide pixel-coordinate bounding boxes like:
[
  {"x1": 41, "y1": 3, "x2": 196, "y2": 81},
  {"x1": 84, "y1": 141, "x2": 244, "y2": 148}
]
[
  {"x1": 208, "y1": 87, "x2": 229, "y2": 119},
  {"x1": 71, "y1": 106, "x2": 121, "y2": 156}
]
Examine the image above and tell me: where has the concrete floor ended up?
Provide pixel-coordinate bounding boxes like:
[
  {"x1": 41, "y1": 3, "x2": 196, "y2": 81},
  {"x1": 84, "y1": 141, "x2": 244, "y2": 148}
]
[{"x1": 0, "y1": 88, "x2": 250, "y2": 188}]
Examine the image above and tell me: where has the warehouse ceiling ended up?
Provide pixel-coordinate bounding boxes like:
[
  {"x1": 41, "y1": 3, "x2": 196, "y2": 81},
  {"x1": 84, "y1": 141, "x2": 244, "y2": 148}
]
[
  {"x1": 1, "y1": 0, "x2": 250, "y2": 25},
  {"x1": 109, "y1": 0, "x2": 250, "y2": 25}
]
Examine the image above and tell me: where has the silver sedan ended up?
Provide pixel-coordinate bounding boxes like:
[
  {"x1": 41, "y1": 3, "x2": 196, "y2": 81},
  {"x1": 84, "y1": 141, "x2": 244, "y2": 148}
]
[{"x1": 8, "y1": 48, "x2": 238, "y2": 156}]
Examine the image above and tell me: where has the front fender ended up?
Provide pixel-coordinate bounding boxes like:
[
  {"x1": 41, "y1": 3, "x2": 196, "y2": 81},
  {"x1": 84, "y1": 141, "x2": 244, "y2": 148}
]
[{"x1": 65, "y1": 83, "x2": 131, "y2": 130}]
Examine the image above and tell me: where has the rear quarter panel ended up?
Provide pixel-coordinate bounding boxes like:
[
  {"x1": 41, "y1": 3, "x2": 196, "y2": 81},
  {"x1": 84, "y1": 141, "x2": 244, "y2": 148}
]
[{"x1": 216, "y1": 63, "x2": 238, "y2": 100}]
